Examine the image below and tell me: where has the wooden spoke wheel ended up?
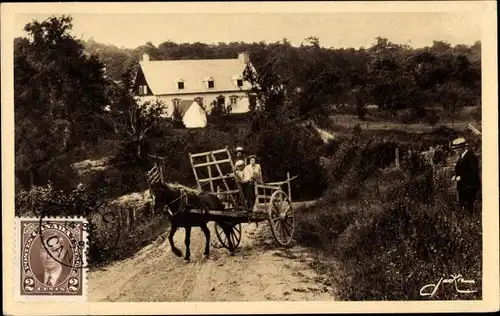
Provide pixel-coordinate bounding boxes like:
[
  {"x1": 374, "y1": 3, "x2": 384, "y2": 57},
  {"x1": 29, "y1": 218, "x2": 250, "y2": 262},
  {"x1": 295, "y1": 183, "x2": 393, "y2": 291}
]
[
  {"x1": 214, "y1": 222, "x2": 242, "y2": 252},
  {"x1": 268, "y1": 190, "x2": 294, "y2": 246}
]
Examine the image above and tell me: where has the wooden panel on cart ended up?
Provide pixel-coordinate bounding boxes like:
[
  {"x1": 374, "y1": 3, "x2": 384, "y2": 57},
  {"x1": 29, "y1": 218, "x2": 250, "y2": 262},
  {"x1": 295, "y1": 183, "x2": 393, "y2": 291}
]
[{"x1": 189, "y1": 147, "x2": 247, "y2": 210}]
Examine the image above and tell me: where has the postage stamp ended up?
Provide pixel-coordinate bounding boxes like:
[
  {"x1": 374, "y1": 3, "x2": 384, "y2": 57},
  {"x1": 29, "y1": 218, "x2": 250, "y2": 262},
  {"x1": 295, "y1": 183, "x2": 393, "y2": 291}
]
[{"x1": 15, "y1": 217, "x2": 88, "y2": 301}]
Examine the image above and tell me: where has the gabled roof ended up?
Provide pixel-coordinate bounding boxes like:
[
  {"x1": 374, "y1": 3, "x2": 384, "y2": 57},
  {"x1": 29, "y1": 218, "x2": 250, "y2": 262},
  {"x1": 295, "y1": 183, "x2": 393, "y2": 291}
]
[
  {"x1": 138, "y1": 56, "x2": 252, "y2": 95},
  {"x1": 176, "y1": 100, "x2": 198, "y2": 117}
]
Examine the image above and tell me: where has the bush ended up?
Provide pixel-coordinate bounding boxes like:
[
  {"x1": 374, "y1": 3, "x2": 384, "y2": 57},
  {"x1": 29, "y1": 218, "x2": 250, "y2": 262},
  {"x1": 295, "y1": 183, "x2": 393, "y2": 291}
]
[
  {"x1": 15, "y1": 184, "x2": 169, "y2": 267},
  {"x1": 424, "y1": 110, "x2": 440, "y2": 126},
  {"x1": 471, "y1": 107, "x2": 481, "y2": 123},
  {"x1": 254, "y1": 121, "x2": 327, "y2": 199},
  {"x1": 294, "y1": 135, "x2": 482, "y2": 300}
]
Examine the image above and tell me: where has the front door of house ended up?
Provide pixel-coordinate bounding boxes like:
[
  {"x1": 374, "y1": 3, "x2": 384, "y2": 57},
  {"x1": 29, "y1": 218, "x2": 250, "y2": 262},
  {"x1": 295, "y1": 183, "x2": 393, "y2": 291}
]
[{"x1": 217, "y1": 95, "x2": 225, "y2": 107}]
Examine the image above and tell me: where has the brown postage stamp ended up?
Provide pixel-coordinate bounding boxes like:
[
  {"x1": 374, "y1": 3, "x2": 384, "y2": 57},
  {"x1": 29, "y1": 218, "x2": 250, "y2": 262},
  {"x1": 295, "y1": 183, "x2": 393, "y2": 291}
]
[{"x1": 15, "y1": 217, "x2": 88, "y2": 301}]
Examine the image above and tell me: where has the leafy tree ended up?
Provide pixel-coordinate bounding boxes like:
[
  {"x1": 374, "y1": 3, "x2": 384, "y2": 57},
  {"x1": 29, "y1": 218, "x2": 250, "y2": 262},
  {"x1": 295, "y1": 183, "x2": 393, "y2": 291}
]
[
  {"x1": 109, "y1": 64, "x2": 165, "y2": 161},
  {"x1": 171, "y1": 104, "x2": 185, "y2": 128},
  {"x1": 15, "y1": 15, "x2": 112, "y2": 189}
]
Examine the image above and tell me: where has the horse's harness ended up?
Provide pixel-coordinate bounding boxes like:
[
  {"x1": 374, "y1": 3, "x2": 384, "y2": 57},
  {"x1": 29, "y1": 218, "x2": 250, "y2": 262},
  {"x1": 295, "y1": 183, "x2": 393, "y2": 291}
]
[
  {"x1": 148, "y1": 161, "x2": 229, "y2": 217},
  {"x1": 156, "y1": 182, "x2": 214, "y2": 217}
]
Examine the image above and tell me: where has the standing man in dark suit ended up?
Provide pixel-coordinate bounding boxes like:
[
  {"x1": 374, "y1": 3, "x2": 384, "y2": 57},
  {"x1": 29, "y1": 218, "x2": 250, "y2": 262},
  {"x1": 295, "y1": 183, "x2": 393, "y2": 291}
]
[{"x1": 451, "y1": 137, "x2": 481, "y2": 214}]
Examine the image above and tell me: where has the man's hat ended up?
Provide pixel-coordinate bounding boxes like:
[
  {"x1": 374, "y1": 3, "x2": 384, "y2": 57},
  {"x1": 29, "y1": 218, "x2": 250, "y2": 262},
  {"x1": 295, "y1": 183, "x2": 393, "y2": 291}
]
[
  {"x1": 450, "y1": 137, "x2": 468, "y2": 149},
  {"x1": 247, "y1": 155, "x2": 256, "y2": 159},
  {"x1": 235, "y1": 146, "x2": 244, "y2": 152},
  {"x1": 235, "y1": 160, "x2": 245, "y2": 167}
]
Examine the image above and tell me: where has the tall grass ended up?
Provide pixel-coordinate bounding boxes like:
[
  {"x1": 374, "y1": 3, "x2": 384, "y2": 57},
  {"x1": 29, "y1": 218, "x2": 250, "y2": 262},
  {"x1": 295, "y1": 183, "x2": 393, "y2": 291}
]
[{"x1": 295, "y1": 137, "x2": 482, "y2": 300}]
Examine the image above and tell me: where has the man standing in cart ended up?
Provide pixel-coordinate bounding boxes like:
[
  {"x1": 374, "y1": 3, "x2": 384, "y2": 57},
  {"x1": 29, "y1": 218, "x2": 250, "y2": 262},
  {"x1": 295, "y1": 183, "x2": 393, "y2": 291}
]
[
  {"x1": 243, "y1": 155, "x2": 263, "y2": 211},
  {"x1": 233, "y1": 160, "x2": 247, "y2": 207}
]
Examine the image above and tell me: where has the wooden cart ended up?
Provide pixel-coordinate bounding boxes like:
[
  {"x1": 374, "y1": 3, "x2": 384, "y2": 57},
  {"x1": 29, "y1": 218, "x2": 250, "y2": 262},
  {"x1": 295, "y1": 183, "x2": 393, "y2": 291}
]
[{"x1": 181, "y1": 147, "x2": 297, "y2": 251}]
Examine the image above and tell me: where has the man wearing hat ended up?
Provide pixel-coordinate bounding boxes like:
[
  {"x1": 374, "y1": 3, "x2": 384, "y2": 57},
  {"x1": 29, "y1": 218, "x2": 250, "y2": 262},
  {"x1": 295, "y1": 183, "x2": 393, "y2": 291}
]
[
  {"x1": 451, "y1": 137, "x2": 481, "y2": 214},
  {"x1": 235, "y1": 146, "x2": 247, "y2": 165}
]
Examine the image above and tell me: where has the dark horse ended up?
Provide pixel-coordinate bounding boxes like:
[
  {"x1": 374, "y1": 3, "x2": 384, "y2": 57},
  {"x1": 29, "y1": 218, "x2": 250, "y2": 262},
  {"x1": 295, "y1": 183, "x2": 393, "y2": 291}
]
[{"x1": 150, "y1": 182, "x2": 235, "y2": 261}]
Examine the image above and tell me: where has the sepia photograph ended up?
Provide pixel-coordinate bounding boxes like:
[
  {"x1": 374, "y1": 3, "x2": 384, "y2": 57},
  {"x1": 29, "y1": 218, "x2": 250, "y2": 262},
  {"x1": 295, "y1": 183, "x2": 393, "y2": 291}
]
[{"x1": 2, "y1": 1, "x2": 498, "y2": 315}]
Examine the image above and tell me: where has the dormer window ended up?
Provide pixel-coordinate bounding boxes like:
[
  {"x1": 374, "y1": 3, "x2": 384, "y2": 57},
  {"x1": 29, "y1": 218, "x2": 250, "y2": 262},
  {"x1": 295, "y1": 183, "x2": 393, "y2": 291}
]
[
  {"x1": 204, "y1": 77, "x2": 215, "y2": 89},
  {"x1": 175, "y1": 78, "x2": 185, "y2": 90},
  {"x1": 233, "y1": 75, "x2": 244, "y2": 87}
]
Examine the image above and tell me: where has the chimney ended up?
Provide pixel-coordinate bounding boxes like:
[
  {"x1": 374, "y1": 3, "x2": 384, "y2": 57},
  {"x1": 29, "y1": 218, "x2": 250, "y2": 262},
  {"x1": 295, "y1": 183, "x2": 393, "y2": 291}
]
[
  {"x1": 142, "y1": 53, "x2": 150, "y2": 62},
  {"x1": 238, "y1": 52, "x2": 249, "y2": 65}
]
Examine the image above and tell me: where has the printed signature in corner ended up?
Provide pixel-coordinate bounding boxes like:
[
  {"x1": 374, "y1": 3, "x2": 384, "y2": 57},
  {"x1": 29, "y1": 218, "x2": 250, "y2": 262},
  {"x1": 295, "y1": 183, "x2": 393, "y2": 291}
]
[{"x1": 419, "y1": 274, "x2": 478, "y2": 298}]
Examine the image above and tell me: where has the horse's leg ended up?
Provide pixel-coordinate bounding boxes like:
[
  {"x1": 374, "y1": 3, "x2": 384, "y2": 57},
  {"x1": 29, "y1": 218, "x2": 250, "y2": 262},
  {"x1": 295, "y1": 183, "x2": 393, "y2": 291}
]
[
  {"x1": 168, "y1": 224, "x2": 182, "y2": 257},
  {"x1": 200, "y1": 222, "x2": 210, "y2": 259},
  {"x1": 184, "y1": 226, "x2": 192, "y2": 262}
]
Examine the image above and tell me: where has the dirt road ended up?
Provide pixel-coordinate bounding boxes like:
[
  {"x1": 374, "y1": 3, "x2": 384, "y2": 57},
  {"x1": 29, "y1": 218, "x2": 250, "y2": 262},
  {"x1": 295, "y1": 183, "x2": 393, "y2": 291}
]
[{"x1": 88, "y1": 219, "x2": 335, "y2": 302}]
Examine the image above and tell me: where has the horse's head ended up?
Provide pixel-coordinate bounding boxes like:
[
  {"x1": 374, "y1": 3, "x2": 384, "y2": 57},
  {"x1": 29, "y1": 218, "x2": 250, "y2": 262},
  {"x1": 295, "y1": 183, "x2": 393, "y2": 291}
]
[{"x1": 148, "y1": 182, "x2": 186, "y2": 216}]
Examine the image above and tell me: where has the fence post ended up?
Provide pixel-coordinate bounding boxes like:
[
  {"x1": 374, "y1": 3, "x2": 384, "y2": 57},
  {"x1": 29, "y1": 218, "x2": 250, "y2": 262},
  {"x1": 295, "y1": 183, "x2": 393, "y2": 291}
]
[
  {"x1": 287, "y1": 172, "x2": 292, "y2": 201},
  {"x1": 395, "y1": 147, "x2": 400, "y2": 169}
]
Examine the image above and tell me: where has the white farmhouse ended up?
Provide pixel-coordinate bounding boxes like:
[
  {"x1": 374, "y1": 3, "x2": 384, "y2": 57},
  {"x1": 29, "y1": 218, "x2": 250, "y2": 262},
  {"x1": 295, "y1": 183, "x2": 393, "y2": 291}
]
[{"x1": 133, "y1": 52, "x2": 257, "y2": 118}]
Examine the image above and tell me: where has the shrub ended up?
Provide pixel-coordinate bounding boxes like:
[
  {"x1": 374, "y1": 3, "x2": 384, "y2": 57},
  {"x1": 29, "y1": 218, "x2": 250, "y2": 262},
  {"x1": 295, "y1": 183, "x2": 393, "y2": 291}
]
[
  {"x1": 15, "y1": 184, "x2": 169, "y2": 267},
  {"x1": 471, "y1": 107, "x2": 482, "y2": 123},
  {"x1": 254, "y1": 121, "x2": 327, "y2": 199},
  {"x1": 424, "y1": 110, "x2": 440, "y2": 126},
  {"x1": 294, "y1": 135, "x2": 482, "y2": 300}
]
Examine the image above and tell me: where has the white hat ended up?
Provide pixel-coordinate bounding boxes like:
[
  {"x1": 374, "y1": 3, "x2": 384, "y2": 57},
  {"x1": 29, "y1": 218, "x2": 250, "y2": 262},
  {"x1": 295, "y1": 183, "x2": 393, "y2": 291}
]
[
  {"x1": 235, "y1": 146, "x2": 244, "y2": 152},
  {"x1": 450, "y1": 137, "x2": 468, "y2": 149},
  {"x1": 235, "y1": 160, "x2": 245, "y2": 167}
]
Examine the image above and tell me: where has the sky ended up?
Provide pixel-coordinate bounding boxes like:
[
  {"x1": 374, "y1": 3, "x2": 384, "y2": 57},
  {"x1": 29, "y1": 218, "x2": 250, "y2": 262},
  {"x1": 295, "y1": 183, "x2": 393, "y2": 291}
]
[{"x1": 14, "y1": 12, "x2": 481, "y2": 49}]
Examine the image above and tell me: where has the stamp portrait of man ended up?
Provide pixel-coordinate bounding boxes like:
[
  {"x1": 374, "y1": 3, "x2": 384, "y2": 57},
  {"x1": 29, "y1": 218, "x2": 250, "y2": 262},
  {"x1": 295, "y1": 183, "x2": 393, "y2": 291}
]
[{"x1": 32, "y1": 231, "x2": 73, "y2": 287}]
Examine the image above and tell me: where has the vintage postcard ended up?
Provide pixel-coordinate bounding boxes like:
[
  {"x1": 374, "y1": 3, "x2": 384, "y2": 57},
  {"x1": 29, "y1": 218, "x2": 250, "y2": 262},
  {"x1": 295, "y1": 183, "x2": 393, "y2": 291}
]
[{"x1": 2, "y1": 1, "x2": 498, "y2": 315}]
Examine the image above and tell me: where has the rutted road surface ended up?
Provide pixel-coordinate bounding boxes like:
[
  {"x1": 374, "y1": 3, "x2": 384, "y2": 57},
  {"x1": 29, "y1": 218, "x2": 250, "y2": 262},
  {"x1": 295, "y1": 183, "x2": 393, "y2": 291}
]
[{"x1": 88, "y1": 212, "x2": 336, "y2": 302}]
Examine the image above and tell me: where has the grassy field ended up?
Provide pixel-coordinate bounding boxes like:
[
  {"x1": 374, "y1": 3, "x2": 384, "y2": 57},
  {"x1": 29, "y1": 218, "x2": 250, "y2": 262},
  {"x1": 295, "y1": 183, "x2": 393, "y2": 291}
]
[{"x1": 327, "y1": 113, "x2": 481, "y2": 134}]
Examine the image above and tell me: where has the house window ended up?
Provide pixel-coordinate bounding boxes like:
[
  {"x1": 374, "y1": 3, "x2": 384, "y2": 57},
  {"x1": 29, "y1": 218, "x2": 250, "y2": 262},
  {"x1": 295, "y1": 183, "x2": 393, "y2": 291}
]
[
  {"x1": 230, "y1": 96, "x2": 238, "y2": 107},
  {"x1": 237, "y1": 79, "x2": 243, "y2": 87},
  {"x1": 172, "y1": 98, "x2": 181, "y2": 108},
  {"x1": 208, "y1": 79, "x2": 214, "y2": 88},
  {"x1": 194, "y1": 97, "x2": 204, "y2": 108},
  {"x1": 177, "y1": 82, "x2": 184, "y2": 89},
  {"x1": 138, "y1": 85, "x2": 148, "y2": 95}
]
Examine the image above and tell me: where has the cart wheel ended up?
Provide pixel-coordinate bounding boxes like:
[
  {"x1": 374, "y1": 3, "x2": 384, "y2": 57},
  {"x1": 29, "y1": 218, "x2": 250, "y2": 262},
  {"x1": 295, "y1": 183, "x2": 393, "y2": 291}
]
[
  {"x1": 214, "y1": 222, "x2": 242, "y2": 252},
  {"x1": 268, "y1": 190, "x2": 294, "y2": 246}
]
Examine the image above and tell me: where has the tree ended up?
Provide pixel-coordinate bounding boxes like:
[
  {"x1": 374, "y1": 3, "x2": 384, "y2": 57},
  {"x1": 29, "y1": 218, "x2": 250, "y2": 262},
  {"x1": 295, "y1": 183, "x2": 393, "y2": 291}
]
[
  {"x1": 171, "y1": 104, "x2": 185, "y2": 128},
  {"x1": 109, "y1": 64, "x2": 165, "y2": 161},
  {"x1": 15, "y1": 15, "x2": 112, "y2": 189},
  {"x1": 349, "y1": 86, "x2": 368, "y2": 120}
]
